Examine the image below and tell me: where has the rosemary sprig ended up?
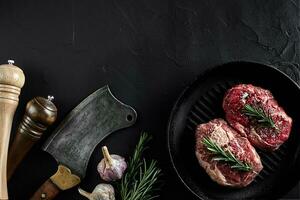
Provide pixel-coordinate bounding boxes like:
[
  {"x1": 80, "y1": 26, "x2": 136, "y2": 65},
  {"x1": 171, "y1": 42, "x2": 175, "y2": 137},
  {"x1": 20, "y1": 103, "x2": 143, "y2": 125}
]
[
  {"x1": 202, "y1": 137, "x2": 252, "y2": 172},
  {"x1": 242, "y1": 104, "x2": 276, "y2": 129},
  {"x1": 118, "y1": 132, "x2": 162, "y2": 200}
]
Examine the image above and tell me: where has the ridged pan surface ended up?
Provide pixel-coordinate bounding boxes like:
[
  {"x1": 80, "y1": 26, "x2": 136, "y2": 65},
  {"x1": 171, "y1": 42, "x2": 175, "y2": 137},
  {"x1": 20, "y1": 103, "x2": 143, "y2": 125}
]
[{"x1": 167, "y1": 62, "x2": 300, "y2": 200}]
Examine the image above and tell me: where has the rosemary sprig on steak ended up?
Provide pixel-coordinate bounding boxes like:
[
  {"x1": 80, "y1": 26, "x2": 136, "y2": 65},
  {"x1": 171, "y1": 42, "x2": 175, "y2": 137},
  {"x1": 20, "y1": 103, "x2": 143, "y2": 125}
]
[
  {"x1": 202, "y1": 137, "x2": 252, "y2": 172},
  {"x1": 242, "y1": 104, "x2": 276, "y2": 129}
]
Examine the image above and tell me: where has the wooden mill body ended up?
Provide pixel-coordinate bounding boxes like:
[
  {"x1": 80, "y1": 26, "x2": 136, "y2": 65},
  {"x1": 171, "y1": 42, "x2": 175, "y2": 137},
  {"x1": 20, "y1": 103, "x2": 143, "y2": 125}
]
[
  {"x1": 0, "y1": 61, "x2": 25, "y2": 200},
  {"x1": 7, "y1": 96, "x2": 57, "y2": 181}
]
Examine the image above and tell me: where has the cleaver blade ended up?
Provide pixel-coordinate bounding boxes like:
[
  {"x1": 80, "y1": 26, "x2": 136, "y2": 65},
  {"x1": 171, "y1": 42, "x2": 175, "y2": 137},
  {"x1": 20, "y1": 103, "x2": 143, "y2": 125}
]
[{"x1": 30, "y1": 85, "x2": 137, "y2": 200}]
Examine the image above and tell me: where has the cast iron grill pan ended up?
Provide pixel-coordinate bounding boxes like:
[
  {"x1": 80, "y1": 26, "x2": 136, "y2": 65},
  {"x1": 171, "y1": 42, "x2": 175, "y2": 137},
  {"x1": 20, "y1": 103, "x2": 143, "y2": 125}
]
[{"x1": 167, "y1": 62, "x2": 300, "y2": 200}]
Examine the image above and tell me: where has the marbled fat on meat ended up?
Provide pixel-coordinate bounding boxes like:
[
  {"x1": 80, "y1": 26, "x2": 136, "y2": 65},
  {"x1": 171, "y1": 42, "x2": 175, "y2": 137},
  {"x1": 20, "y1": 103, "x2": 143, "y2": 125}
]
[
  {"x1": 223, "y1": 84, "x2": 292, "y2": 151},
  {"x1": 195, "y1": 119, "x2": 263, "y2": 187}
]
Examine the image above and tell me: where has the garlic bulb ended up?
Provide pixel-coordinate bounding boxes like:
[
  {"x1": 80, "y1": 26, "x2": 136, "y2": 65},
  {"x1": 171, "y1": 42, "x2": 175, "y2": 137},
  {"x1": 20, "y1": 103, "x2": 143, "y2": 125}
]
[
  {"x1": 97, "y1": 146, "x2": 127, "y2": 181},
  {"x1": 78, "y1": 183, "x2": 115, "y2": 200}
]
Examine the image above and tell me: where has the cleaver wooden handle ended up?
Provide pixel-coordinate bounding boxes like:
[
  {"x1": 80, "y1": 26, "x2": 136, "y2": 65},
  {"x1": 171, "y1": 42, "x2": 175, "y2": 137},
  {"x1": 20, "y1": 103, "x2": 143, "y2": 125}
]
[
  {"x1": 30, "y1": 165, "x2": 80, "y2": 200},
  {"x1": 30, "y1": 179, "x2": 60, "y2": 200}
]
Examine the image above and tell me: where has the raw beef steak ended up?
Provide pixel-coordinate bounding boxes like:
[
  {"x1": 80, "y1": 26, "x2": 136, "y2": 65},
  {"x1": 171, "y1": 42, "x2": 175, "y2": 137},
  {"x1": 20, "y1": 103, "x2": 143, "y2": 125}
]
[
  {"x1": 223, "y1": 84, "x2": 292, "y2": 151},
  {"x1": 195, "y1": 119, "x2": 263, "y2": 187}
]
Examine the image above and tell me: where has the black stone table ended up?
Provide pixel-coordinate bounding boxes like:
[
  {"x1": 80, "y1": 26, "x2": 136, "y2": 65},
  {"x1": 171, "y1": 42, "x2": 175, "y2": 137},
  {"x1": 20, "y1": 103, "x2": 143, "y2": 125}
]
[{"x1": 0, "y1": 0, "x2": 299, "y2": 199}]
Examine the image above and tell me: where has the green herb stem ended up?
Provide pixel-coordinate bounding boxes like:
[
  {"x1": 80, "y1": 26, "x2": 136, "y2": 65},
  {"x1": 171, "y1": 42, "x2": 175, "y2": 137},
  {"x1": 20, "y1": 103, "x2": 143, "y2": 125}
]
[
  {"x1": 242, "y1": 104, "x2": 276, "y2": 129},
  {"x1": 202, "y1": 137, "x2": 252, "y2": 172},
  {"x1": 118, "y1": 132, "x2": 162, "y2": 200}
]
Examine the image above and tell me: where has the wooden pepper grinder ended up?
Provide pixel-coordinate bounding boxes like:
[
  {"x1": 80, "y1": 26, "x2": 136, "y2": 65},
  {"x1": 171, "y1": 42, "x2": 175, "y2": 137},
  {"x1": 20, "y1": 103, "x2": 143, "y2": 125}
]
[
  {"x1": 7, "y1": 96, "x2": 57, "y2": 180},
  {"x1": 0, "y1": 60, "x2": 25, "y2": 200}
]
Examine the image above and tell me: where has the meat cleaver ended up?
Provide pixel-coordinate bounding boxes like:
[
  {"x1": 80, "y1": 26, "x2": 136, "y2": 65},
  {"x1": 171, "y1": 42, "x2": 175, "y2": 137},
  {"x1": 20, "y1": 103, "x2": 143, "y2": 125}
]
[{"x1": 30, "y1": 85, "x2": 137, "y2": 200}]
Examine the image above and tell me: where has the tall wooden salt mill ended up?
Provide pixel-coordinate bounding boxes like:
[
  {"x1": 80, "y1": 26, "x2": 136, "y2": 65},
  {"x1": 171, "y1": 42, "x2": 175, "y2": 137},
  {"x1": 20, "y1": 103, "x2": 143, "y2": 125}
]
[{"x1": 0, "y1": 60, "x2": 25, "y2": 200}]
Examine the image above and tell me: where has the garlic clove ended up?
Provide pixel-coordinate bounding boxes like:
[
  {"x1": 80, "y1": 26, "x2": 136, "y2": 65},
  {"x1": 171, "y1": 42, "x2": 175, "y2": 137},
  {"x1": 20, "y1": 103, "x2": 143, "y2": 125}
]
[
  {"x1": 97, "y1": 146, "x2": 127, "y2": 182},
  {"x1": 102, "y1": 146, "x2": 113, "y2": 167},
  {"x1": 78, "y1": 188, "x2": 93, "y2": 199},
  {"x1": 78, "y1": 183, "x2": 115, "y2": 200}
]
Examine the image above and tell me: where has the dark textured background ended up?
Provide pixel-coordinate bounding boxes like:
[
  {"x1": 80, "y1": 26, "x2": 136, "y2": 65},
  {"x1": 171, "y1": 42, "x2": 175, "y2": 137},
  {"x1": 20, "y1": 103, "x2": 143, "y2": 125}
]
[{"x1": 0, "y1": 0, "x2": 299, "y2": 199}]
